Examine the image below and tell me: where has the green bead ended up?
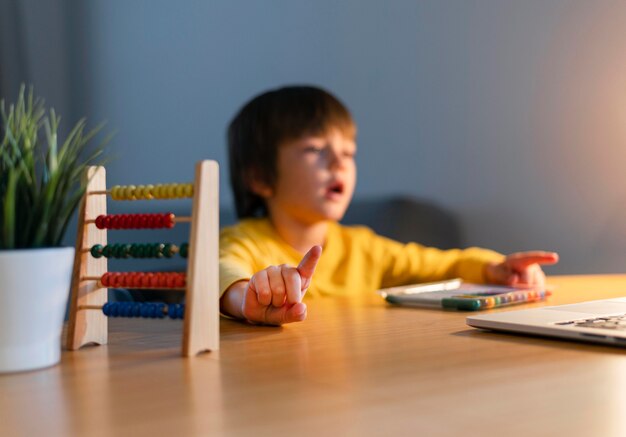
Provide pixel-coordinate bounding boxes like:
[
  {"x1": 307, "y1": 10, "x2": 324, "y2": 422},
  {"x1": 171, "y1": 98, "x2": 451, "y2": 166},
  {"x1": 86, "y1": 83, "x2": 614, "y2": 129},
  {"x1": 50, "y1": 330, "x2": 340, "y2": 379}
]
[
  {"x1": 90, "y1": 244, "x2": 103, "y2": 258},
  {"x1": 146, "y1": 244, "x2": 156, "y2": 258},
  {"x1": 163, "y1": 243, "x2": 174, "y2": 258},
  {"x1": 155, "y1": 243, "x2": 165, "y2": 258},
  {"x1": 102, "y1": 245, "x2": 112, "y2": 258},
  {"x1": 136, "y1": 244, "x2": 146, "y2": 258},
  {"x1": 122, "y1": 244, "x2": 132, "y2": 258},
  {"x1": 112, "y1": 244, "x2": 122, "y2": 258},
  {"x1": 179, "y1": 243, "x2": 188, "y2": 258}
]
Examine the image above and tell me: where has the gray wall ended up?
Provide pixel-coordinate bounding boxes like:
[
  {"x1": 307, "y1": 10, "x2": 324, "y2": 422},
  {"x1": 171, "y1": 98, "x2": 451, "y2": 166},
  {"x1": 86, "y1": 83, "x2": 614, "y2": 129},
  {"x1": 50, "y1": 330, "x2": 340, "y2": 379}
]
[{"x1": 6, "y1": 1, "x2": 626, "y2": 275}]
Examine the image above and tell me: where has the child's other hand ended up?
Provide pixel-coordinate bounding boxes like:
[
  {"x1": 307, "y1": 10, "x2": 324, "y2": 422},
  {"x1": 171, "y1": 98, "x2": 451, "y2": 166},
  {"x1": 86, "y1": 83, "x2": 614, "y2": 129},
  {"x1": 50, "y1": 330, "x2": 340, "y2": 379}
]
[
  {"x1": 242, "y1": 245, "x2": 322, "y2": 325},
  {"x1": 485, "y1": 251, "x2": 559, "y2": 289}
]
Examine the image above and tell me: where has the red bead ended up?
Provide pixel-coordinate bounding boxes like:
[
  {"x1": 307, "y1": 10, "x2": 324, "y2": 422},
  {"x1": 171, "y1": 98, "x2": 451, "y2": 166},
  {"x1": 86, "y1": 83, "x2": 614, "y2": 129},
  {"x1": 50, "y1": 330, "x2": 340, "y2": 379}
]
[
  {"x1": 95, "y1": 215, "x2": 105, "y2": 229},
  {"x1": 166, "y1": 274, "x2": 176, "y2": 288},
  {"x1": 100, "y1": 272, "x2": 110, "y2": 287},
  {"x1": 152, "y1": 273, "x2": 163, "y2": 288},
  {"x1": 139, "y1": 214, "x2": 149, "y2": 229},
  {"x1": 175, "y1": 274, "x2": 186, "y2": 288},
  {"x1": 130, "y1": 273, "x2": 141, "y2": 288},
  {"x1": 113, "y1": 273, "x2": 123, "y2": 288},
  {"x1": 164, "y1": 213, "x2": 175, "y2": 228},
  {"x1": 104, "y1": 215, "x2": 112, "y2": 229},
  {"x1": 141, "y1": 273, "x2": 152, "y2": 288}
]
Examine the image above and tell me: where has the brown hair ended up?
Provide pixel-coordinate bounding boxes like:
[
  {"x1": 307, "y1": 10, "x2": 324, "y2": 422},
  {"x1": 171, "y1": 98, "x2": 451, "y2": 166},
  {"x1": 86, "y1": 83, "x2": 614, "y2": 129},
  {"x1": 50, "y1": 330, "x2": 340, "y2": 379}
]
[{"x1": 227, "y1": 85, "x2": 355, "y2": 218}]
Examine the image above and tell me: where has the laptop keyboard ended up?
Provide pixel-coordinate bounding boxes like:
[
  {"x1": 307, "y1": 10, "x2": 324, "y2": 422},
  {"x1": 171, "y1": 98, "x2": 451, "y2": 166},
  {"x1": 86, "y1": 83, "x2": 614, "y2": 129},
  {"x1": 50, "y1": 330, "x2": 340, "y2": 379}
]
[{"x1": 556, "y1": 314, "x2": 626, "y2": 331}]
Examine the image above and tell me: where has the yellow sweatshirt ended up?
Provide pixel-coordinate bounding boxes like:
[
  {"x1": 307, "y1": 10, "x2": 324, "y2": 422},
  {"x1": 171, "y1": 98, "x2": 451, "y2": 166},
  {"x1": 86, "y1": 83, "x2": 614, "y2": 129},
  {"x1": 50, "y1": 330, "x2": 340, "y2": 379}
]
[{"x1": 219, "y1": 218, "x2": 504, "y2": 298}]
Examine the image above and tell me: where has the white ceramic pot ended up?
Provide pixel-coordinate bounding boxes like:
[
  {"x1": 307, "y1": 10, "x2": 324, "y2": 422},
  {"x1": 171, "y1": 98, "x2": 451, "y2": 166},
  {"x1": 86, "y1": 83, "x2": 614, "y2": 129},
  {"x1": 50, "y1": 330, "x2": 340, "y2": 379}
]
[{"x1": 0, "y1": 247, "x2": 74, "y2": 373}]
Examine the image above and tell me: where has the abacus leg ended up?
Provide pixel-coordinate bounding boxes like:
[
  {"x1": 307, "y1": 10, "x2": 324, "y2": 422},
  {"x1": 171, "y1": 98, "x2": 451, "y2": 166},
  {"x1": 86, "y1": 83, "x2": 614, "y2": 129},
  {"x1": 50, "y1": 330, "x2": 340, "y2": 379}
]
[
  {"x1": 182, "y1": 160, "x2": 220, "y2": 356},
  {"x1": 66, "y1": 166, "x2": 109, "y2": 350}
]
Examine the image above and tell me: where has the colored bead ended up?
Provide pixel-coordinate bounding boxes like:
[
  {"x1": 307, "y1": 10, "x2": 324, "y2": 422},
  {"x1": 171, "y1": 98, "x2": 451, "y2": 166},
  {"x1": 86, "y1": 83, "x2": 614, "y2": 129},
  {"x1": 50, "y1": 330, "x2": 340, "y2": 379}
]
[
  {"x1": 163, "y1": 243, "x2": 174, "y2": 258},
  {"x1": 164, "y1": 213, "x2": 174, "y2": 229},
  {"x1": 121, "y1": 244, "x2": 132, "y2": 258},
  {"x1": 95, "y1": 215, "x2": 105, "y2": 229},
  {"x1": 145, "y1": 184, "x2": 155, "y2": 200},
  {"x1": 153, "y1": 184, "x2": 162, "y2": 199},
  {"x1": 184, "y1": 184, "x2": 193, "y2": 197},
  {"x1": 138, "y1": 273, "x2": 149, "y2": 288},
  {"x1": 176, "y1": 184, "x2": 185, "y2": 198},
  {"x1": 155, "y1": 303, "x2": 166, "y2": 318},
  {"x1": 136, "y1": 244, "x2": 146, "y2": 258},
  {"x1": 179, "y1": 243, "x2": 188, "y2": 258},
  {"x1": 165, "y1": 184, "x2": 175, "y2": 198},
  {"x1": 90, "y1": 244, "x2": 103, "y2": 258}
]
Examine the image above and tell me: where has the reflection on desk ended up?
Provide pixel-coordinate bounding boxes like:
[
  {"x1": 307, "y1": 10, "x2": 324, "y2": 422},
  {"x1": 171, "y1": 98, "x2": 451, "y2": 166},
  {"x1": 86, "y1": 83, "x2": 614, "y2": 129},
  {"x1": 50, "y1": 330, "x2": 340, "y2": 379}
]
[{"x1": 2, "y1": 275, "x2": 626, "y2": 436}]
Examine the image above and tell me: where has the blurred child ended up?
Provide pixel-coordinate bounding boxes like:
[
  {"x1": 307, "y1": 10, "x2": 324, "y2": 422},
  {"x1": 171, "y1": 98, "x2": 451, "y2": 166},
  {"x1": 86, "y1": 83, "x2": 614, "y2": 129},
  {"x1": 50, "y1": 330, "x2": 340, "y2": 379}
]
[{"x1": 219, "y1": 86, "x2": 558, "y2": 324}]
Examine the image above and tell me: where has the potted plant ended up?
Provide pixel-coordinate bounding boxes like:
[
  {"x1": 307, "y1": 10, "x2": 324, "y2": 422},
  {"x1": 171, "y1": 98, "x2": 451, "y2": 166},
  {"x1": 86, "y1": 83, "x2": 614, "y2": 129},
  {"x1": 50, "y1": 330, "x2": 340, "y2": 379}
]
[{"x1": 0, "y1": 85, "x2": 108, "y2": 372}]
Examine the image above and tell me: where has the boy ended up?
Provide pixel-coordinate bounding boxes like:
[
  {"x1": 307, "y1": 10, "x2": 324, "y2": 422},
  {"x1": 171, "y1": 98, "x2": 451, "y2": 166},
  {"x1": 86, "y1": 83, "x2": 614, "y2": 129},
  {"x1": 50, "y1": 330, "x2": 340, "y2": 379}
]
[{"x1": 219, "y1": 86, "x2": 558, "y2": 325}]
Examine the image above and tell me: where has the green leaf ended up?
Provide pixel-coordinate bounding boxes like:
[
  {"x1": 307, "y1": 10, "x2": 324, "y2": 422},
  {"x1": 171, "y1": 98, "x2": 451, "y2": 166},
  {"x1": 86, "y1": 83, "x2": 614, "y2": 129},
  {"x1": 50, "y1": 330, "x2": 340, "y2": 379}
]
[{"x1": 0, "y1": 84, "x2": 109, "y2": 249}]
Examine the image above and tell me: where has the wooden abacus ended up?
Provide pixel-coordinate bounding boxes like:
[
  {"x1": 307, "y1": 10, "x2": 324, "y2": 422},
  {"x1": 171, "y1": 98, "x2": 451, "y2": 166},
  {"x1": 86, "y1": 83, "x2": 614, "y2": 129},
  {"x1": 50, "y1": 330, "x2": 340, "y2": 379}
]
[{"x1": 66, "y1": 160, "x2": 219, "y2": 356}]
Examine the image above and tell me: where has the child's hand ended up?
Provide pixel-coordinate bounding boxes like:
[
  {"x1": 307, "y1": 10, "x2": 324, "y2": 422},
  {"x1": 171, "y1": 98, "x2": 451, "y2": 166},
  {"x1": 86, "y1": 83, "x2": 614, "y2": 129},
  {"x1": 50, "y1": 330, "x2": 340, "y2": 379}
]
[
  {"x1": 485, "y1": 251, "x2": 559, "y2": 288},
  {"x1": 241, "y1": 245, "x2": 322, "y2": 325}
]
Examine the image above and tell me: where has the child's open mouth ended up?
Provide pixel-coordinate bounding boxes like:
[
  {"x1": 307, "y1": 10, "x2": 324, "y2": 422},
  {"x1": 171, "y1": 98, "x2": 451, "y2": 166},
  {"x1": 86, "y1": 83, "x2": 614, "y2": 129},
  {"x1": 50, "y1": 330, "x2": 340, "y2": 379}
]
[{"x1": 325, "y1": 181, "x2": 345, "y2": 200}]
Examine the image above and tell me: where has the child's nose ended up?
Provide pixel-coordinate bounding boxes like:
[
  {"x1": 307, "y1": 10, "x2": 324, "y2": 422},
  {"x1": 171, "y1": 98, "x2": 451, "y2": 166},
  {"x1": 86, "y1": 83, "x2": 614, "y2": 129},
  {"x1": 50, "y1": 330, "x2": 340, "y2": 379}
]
[{"x1": 327, "y1": 149, "x2": 346, "y2": 170}]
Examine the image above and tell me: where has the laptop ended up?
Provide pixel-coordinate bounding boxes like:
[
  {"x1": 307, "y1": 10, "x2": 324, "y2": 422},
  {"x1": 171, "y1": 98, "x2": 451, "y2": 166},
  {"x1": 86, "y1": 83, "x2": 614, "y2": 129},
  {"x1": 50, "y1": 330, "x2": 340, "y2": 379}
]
[{"x1": 466, "y1": 298, "x2": 626, "y2": 346}]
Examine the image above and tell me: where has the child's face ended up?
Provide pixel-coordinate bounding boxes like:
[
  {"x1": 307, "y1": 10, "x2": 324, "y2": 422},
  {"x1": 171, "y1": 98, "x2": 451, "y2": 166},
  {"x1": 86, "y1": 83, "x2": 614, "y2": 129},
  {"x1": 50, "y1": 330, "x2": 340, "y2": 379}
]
[{"x1": 260, "y1": 129, "x2": 357, "y2": 225}]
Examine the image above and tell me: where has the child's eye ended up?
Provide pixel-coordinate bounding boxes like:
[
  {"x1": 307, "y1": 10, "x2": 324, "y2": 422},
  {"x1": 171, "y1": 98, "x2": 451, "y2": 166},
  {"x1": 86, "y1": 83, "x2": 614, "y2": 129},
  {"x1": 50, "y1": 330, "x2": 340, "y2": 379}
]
[{"x1": 304, "y1": 146, "x2": 325, "y2": 154}]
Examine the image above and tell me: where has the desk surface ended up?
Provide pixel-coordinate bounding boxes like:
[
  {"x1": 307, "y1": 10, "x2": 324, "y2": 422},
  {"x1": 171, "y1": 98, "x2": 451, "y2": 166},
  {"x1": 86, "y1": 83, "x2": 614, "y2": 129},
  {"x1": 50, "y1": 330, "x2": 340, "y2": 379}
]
[{"x1": 2, "y1": 275, "x2": 626, "y2": 436}]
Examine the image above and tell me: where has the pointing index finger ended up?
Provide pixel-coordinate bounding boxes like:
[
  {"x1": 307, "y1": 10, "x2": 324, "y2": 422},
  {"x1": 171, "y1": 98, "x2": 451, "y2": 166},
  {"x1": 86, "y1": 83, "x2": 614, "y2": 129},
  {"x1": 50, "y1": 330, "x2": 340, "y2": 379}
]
[
  {"x1": 505, "y1": 251, "x2": 559, "y2": 269},
  {"x1": 297, "y1": 245, "x2": 322, "y2": 281}
]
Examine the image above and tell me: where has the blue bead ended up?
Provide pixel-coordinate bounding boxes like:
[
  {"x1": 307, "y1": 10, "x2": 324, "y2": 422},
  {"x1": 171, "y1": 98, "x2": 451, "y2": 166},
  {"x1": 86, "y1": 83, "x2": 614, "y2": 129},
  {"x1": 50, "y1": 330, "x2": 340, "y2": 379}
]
[
  {"x1": 140, "y1": 304, "x2": 150, "y2": 318},
  {"x1": 132, "y1": 303, "x2": 141, "y2": 317},
  {"x1": 110, "y1": 303, "x2": 119, "y2": 317},
  {"x1": 148, "y1": 304, "x2": 157, "y2": 318},
  {"x1": 102, "y1": 302, "x2": 111, "y2": 316},
  {"x1": 178, "y1": 304, "x2": 185, "y2": 319},
  {"x1": 168, "y1": 304, "x2": 178, "y2": 319},
  {"x1": 156, "y1": 303, "x2": 166, "y2": 318}
]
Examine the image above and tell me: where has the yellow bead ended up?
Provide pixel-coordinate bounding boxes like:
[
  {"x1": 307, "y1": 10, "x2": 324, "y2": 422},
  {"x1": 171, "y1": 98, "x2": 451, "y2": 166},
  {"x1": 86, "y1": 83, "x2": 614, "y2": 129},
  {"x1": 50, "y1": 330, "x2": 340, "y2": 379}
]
[
  {"x1": 167, "y1": 184, "x2": 178, "y2": 199},
  {"x1": 137, "y1": 185, "x2": 146, "y2": 199},
  {"x1": 111, "y1": 185, "x2": 121, "y2": 200},
  {"x1": 175, "y1": 184, "x2": 186, "y2": 198},
  {"x1": 155, "y1": 185, "x2": 165, "y2": 199},
  {"x1": 126, "y1": 185, "x2": 137, "y2": 200},
  {"x1": 145, "y1": 184, "x2": 155, "y2": 200},
  {"x1": 184, "y1": 184, "x2": 194, "y2": 197}
]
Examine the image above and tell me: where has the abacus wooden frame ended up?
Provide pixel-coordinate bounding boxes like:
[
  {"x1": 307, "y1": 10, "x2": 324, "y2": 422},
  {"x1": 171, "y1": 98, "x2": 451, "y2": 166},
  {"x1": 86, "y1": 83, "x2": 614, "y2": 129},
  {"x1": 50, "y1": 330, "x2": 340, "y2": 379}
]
[{"x1": 65, "y1": 160, "x2": 220, "y2": 356}]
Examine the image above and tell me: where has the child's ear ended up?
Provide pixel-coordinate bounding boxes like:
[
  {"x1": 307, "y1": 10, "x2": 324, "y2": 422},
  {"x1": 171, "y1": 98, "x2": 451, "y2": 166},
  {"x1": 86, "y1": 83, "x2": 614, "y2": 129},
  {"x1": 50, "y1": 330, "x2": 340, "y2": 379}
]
[{"x1": 247, "y1": 171, "x2": 273, "y2": 198}]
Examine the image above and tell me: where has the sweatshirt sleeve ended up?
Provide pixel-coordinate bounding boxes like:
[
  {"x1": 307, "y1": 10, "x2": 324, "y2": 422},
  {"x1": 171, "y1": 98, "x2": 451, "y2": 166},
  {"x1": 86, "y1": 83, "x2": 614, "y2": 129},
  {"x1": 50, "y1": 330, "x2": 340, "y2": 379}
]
[
  {"x1": 373, "y1": 232, "x2": 505, "y2": 288},
  {"x1": 219, "y1": 227, "x2": 257, "y2": 297}
]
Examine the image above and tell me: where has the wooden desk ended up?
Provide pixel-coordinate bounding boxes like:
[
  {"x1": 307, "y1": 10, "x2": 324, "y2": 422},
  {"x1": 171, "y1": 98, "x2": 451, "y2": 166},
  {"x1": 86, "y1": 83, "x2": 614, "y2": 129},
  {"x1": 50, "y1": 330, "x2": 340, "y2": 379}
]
[{"x1": 2, "y1": 275, "x2": 626, "y2": 436}]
